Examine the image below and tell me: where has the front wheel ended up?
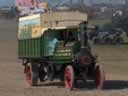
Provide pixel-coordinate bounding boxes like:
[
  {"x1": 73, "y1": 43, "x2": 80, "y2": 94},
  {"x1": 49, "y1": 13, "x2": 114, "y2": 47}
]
[
  {"x1": 64, "y1": 65, "x2": 74, "y2": 90},
  {"x1": 24, "y1": 63, "x2": 39, "y2": 86},
  {"x1": 95, "y1": 65, "x2": 105, "y2": 89}
]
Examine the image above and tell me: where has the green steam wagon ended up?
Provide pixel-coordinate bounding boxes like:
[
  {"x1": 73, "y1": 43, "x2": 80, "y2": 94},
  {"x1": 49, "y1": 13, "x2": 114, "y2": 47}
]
[{"x1": 18, "y1": 12, "x2": 105, "y2": 90}]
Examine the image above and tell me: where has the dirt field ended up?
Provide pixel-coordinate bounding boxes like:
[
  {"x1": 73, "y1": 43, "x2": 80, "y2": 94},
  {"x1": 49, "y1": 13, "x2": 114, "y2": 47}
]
[{"x1": 0, "y1": 19, "x2": 128, "y2": 96}]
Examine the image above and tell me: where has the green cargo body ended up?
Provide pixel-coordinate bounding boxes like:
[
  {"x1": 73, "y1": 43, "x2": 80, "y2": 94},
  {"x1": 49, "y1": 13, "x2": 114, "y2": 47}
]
[
  {"x1": 18, "y1": 37, "x2": 75, "y2": 59},
  {"x1": 18, "y1": 38, "x2": 41, "y2": 58},
  {"x1": 18, "y1": 37, "x2": 54, "y2": 58},
  {"x1": 18, "y1": 14, "x2": 42, "y2": 58},
  {"x1": 18, "y1": 12, "x2": 86, "y2": 59}
]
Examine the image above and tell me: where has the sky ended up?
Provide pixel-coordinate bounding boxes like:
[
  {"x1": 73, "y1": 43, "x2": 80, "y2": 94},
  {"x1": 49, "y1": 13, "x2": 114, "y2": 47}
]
[{"x1": 0, "y1": 0, "x2": 126, "y2": 7}]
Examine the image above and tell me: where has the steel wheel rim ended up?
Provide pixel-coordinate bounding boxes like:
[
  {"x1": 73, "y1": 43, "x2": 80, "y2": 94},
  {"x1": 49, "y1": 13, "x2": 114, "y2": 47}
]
[
  {"x1": 96, "y1": 68, "x2": 101, "y2": 88},
  {"x1": 64, "y1": 67, "x2": 73, "y2": 90},
  {"x1": 96, "y1": 66, "x2": 104, "y2": 89},
  {"x1": 25, "y1": 65, "x2": 32, "y2": 85}
]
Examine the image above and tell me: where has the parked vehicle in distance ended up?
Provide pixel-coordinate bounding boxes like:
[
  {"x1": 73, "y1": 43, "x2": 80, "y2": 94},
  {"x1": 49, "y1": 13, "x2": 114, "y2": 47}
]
[{"x1": 93, "y1": 29, "x2": 128, "y2": 44}]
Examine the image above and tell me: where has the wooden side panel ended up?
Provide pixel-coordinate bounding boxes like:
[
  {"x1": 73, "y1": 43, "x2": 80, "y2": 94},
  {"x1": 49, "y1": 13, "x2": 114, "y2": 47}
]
[{"x1": 18, "y1": 38, "x2": 41, "y2": 58}]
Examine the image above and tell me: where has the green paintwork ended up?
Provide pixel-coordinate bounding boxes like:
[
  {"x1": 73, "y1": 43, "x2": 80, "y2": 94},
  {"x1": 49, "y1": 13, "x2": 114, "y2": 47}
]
[
  {"x1": 18, "y1": 25, "x2": 81, "y2": 64},
  {"x1": 49, "y1": 46, "x2": 73, "y2": 63},
  {"x1": 18, "y1": 38, "x2": 41, "y2": 58}
]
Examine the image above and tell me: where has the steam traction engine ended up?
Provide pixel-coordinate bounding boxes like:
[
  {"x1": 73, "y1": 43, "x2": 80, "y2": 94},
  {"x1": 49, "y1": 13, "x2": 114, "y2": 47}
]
[{"x1": 18, "y1": 12, "x2": 105, "y2": 90}]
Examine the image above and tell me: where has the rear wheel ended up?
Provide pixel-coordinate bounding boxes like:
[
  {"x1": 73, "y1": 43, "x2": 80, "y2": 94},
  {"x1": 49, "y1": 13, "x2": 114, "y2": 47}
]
[
  {"x1": 24, "y1": 63, "x2": 39, "y2": 86},
  {"x1": 64, "y1": 65, "x2": 74, "y2": 90},
  {"x1": 95, "y1": 65, "x2": 105, "y2": 89},
  {"x1": 39, "y1": 65, "x2": 47, "y2": 82}
]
